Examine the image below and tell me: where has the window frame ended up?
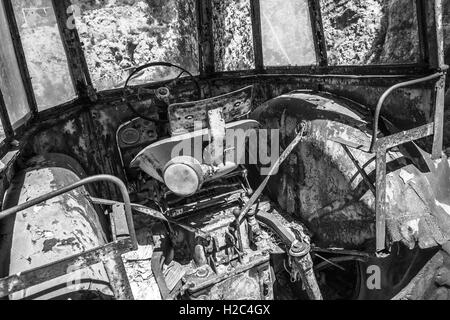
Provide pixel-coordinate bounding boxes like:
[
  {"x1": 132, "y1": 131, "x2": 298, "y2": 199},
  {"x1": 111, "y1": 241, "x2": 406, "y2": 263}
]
[
  {"x1": 0, "y1": 0, "x2": 90, "y2": 155},
  {"x1": 0, "y1": 0, "x2": 36, "y2": 150},
  {"x1": 43, "y1": 0, "x2": 435, "y2": 91},
  {"x1": 51, "y1": 0, "x2": 93, "y2": 99},
  {"x1": 209, "y1": 0, "x2": 432, "y2": 74}
]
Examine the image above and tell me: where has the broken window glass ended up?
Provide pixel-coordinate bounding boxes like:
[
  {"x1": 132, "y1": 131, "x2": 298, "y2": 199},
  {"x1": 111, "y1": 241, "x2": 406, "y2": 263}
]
[
  {"x1": 11, "y1": 0, "x2": 76, "y2": 111},
  {"x1": 212, "y1": 0, "x2": 255, "y2": 72},
  {"x1": 320, "y1": 0, "x2": 421, "y2": 65},
  {"x1": 260, "y1": 0, "x2": 317, "y2": 67},
  {"x1": 0, "y1": 0, "x2": 30, "y2": 127},
  {"x1": 76, "y1": 0, "x2": 200, "y2": 91}
]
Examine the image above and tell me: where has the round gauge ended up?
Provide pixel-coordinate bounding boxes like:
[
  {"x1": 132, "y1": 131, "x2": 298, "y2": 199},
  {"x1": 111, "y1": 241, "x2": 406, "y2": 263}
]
[
  {"x1": 120, "y1": 128, "x2": 141, "y2": 145},
  {"x1": 156, "y1": 87, "x2": 170, "y2": 101}
]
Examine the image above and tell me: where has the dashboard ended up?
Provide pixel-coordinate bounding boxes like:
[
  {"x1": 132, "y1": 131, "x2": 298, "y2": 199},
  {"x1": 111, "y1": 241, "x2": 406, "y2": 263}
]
[{"x1": 117, "y1": 118, "x2": 159, "y2": 151}]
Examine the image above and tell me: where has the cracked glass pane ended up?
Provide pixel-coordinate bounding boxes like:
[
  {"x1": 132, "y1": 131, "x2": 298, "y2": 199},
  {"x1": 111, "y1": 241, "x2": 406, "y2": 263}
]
[
  {"x1": 12, "y1": 0, "x2": 76, "y2": 110},
  {"x1": 77, "y1": 0, "x2": 199, "y2": 91},
  {"x1": 260, "y1": 0, "x2": 317, "y2": 67}
]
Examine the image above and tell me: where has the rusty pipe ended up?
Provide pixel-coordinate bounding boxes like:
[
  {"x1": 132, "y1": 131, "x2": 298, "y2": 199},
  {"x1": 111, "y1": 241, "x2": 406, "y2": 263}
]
[
  {"x1": 0, "y1": 175, "x2": 137, "y2": 250},
  {"x1": 370, "y1": 69, "x2": 448, "y2": 152}
]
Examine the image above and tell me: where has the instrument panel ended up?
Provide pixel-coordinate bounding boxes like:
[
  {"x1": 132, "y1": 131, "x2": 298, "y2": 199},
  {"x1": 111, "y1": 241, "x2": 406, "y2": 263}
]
[
  {"x1": 117, "y1": 118, "x2": 159, "y2": 150},
  {"x1": 117, "y1": 117, "x2": 162, "y2": 174}
]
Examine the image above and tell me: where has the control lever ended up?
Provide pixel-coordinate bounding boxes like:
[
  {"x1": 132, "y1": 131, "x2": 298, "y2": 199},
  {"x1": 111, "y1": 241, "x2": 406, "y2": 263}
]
[
  {"x1": 256, "y1": 211, "x2": 323, "y2": 300},
  {"x1": 237, "y1": 122, "x2": 308, "y2": 224},
  {"x1": 289, "y1": 241, "x2": 323, "y2": 300},
  {"x1": 90, "y1": 197, "x2": 210, "y2": 238}
]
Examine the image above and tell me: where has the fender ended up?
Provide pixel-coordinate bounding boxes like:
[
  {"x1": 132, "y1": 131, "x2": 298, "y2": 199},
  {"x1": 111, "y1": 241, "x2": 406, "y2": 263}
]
[
  {"x1": 251, "y1": 91, "x2": 450, "y2": 252},
  {"x1": 0, "y1": 154, "x2": 112, "y2": 300}
]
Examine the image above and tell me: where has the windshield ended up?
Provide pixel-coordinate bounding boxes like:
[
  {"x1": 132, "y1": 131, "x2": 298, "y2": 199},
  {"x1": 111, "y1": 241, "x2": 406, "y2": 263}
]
[{"x1": 76, "y1": 0, "x2": 199, "y2": 91}]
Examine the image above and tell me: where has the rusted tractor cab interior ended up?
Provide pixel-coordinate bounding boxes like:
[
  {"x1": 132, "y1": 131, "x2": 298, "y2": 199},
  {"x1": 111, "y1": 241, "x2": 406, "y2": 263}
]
[{"x1": 0, "y1": 0, "x2": 449, "y2": 300}]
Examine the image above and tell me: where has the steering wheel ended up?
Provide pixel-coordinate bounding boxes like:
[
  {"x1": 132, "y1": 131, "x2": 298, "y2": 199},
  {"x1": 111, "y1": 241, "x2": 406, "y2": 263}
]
[{"x1": 122, "y1": 62, "x2": 202, "y2": 122}]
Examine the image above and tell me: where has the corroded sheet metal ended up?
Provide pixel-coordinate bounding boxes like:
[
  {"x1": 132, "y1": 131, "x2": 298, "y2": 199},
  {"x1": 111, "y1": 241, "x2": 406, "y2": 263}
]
[
  {"x1": 207, "y1": 108, "x2": 226, "y2": 166},
  {"x1": 252, "y1": 91, "x2": 450, "y2": 251},
  {"x1": 0, "y1": 158, "x2": 110, "y2": 299},
  {"x1": 168, "y1": 85, "x2": 254, "y2": 135}
]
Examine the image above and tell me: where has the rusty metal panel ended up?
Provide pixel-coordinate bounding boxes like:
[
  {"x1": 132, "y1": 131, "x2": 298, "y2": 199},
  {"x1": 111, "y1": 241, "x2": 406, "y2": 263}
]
[
  {"x1": 377, "y1": 123, "x2": 435, "y2": 150},
  {"x1": 25, "y1": 110, "x2": 111, "y2": 197},
  {"x1": 375, "y1": 148, "x2": 387, "y2": 252},
  {"x1": 0, "y1": 165, "x2": 109, "y2": 299},
  {"x1": 169, "y1": 85, "x2": 254, "y2": 136},
  {"x1": 197, "y1": 0, "x2": 215, "y2": 75},
  {"x1": 308, "y1": 0, "x2": 328, "y2": 67},
  {"x1": 432, "y1": 75, "x2": 446, "y2": 159},
  {"x1": 51, "y1": 0, "x2": 92, "y2": 99},
  {"x1": 250, "y1": 0, "x2": 264, "y2": 71}
]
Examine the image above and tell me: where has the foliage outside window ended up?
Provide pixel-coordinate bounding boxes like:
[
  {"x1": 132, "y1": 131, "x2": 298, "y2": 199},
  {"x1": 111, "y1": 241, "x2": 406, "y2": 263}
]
[
  {"x1": 212, "y1": 0, "x2": 255, "y2": 72},
  {"x1": 76, "y1": 0, "x2": 199, "y2": 91},
  {"x1": 320, "y1": 0, "x2": 421, "y2": 65},
  {"x1": 0, "y1": 0, "x2": 30, "y2": 128},
  {"x1": 12, "y1": 0, "x2": 76, "y2": 111},
  {"x1": 260, "y1": 0, "x2": 317, "y2": 67}
]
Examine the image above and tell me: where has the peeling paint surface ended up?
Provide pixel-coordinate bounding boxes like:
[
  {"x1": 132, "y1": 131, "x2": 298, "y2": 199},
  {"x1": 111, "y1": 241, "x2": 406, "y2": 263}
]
[{"x1": 0, "y1": 159, "x2": 109, "y2": 299}]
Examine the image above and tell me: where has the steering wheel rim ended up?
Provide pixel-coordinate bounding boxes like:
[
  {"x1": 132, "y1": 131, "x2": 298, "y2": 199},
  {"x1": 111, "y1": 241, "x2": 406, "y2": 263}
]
[{"x1": 122, "y1": 62, "x2": 202, "y2": 122}]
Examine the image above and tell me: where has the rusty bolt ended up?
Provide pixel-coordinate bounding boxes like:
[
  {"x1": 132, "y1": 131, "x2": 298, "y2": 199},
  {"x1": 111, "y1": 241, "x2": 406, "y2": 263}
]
[
  {"x1": 195, "y1": 267, "x2": 210, "y2": 279},
  {"x1": 289, "y1": 241, "x2": 311, "y2": 257}
]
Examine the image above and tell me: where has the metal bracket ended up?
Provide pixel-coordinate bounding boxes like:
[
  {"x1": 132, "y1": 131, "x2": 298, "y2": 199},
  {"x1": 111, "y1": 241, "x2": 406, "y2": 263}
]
[
  {"x1": 370, "y1": 67, "x2": 448, "y2": 253},
  {"x1": 369, "y1": 70, "x2": 447, "y2": 154},
  {"x1": 255, "y1": 212, "x2": 323, "y2": 300},
  {"x1": 288, "y1": 241, "x2": 323, "y2": 300}
]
